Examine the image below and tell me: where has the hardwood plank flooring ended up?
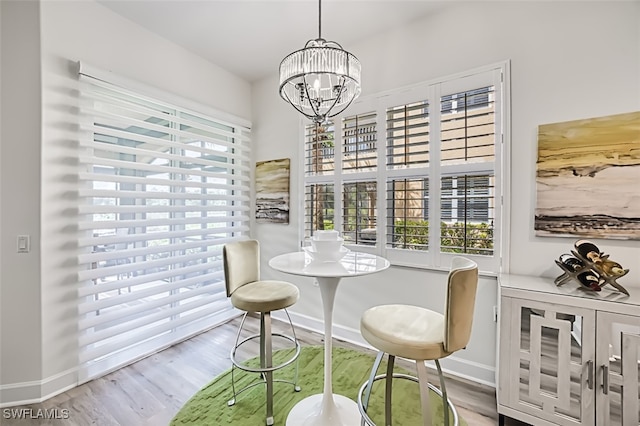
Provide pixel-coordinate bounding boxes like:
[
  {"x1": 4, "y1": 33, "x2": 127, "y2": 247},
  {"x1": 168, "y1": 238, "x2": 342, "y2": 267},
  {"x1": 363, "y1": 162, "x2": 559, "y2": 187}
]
[{"x1": 2, "y1": 316, "x2": 529, "y2": 425}]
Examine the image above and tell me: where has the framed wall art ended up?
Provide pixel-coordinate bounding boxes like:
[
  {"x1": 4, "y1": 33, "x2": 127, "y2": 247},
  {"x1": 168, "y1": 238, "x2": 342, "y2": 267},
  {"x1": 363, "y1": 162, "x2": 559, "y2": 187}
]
[
  {"x1": 255, "y1": 158, "x2": 290, "y2": 224},
  {"x1": 535, "y1": 111, "x2": 640, "y2": 240}
]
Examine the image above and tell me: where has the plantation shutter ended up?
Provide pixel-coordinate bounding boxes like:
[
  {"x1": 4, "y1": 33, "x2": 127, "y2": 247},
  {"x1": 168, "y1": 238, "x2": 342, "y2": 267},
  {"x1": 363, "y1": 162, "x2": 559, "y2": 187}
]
[
  {"x1": 341, "y1": 112, "x2": 378, "y2": 244},
  {"x1": 343, "y1": 181, "x2": 377, "y2": 244},
  {"x1": 386, "y1": 100, "x2": 430, "y2": 169},
  {"x1": 385, "y1": 100, "x2": 430, "y2": 251},
  {"x1": 302, "y1": 65, "x2": 505, "y2": 271},
  {"x1": 76, "y1": 64, "x2": 251, "y2": 381},
  {"x1": 304, "y1": 183, "x2": 335, "y2": 238},
  {"x1": 342, "y1": 112, "x2": 377, "y2": 173},
  {"x1": 439, "y1": 84, "x2": 496, "y2": 257},
  {"x1": 305, "y1": 121, "x2": 335, "y2": 176},
  {"x1": 304, "y1": 122, "x2": 336, "y2": 238}
]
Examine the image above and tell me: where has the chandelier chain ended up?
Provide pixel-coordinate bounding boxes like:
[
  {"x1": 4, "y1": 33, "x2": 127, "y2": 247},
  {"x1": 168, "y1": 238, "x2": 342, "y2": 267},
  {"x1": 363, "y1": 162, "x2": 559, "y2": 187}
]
[{"x1": 318, "y1": 0, "x2": 322, "y2": 39}]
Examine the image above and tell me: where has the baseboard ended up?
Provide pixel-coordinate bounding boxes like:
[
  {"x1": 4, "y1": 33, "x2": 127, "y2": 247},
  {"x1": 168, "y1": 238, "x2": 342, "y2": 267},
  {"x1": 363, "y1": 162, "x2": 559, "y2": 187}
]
[
  {"x1": 0, "y1": 366, "x2": 77, "y2": 408},
  {"x1": 273, "y1": 310, "x2": 496, "y2": 388},
  {"x1": 1, "y1": 310, "x2": 241, "y2": 408},
  {"x1": 0, "y1": 380, "x2": 43, "y2": 408}
]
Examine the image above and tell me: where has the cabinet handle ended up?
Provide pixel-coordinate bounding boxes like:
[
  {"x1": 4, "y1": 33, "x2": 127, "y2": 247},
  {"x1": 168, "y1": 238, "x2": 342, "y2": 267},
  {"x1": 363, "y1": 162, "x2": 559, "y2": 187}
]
[
  {"x1": 602, "y1": 364, "x2": 609, "y2": 395},
  {"x1": 587, "y1": 360, "x2": 594, "y2": 389}
]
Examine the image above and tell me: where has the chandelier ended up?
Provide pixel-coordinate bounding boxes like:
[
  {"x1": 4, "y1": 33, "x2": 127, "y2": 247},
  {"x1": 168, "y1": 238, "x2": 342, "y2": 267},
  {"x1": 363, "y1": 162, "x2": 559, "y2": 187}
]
[{"x1": 278, "y1": 0, "x2": 361, "y2": 123}]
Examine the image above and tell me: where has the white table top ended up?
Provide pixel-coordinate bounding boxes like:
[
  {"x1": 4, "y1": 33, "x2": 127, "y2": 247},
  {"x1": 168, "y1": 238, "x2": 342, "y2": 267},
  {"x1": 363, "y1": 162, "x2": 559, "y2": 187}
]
[{"x1": 269, "y1": 250, "x2": 390, "y2": 278}]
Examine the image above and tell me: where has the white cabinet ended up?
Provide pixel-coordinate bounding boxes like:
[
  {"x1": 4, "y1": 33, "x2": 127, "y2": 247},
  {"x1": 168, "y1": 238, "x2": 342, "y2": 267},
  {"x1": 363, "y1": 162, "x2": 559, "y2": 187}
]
[
  {"x1": 596, "y1": 312, "x2": 640, "y2": 425},
  {"x1": 497, "y1": 274, "x2": 640, "y2": 426}
]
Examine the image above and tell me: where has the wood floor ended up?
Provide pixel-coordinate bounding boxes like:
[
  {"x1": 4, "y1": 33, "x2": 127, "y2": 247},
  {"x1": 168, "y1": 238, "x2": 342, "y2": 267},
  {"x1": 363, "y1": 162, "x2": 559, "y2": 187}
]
[{"x1": 3, "y1": 316, "x2": 529, "y2": 425}]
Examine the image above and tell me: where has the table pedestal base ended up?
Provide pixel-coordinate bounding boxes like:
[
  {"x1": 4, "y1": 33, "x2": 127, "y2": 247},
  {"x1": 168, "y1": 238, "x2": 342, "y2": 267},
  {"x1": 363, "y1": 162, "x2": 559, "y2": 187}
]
[{"x1": 285, "y1": 394, "x2": 361, "y2": 426}]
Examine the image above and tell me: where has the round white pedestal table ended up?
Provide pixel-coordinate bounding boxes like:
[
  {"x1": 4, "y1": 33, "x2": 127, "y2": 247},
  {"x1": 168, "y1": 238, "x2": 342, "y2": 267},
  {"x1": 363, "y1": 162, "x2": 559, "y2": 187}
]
[{"x1": 268, "y1": 251, "x2": 390, "y2": 426}]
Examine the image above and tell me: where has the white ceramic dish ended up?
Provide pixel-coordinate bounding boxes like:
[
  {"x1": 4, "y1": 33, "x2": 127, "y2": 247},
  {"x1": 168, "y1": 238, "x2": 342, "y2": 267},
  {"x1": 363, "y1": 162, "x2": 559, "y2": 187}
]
[
  {"x1": 303, "y1": 246, "x2": 349, "y2": 262},
  {"x1": 314, "y1": 230, "x2": 340, "y2": 240},
  {"x1": 310, "y1": 237, "x2": 344, "y2": 253}
]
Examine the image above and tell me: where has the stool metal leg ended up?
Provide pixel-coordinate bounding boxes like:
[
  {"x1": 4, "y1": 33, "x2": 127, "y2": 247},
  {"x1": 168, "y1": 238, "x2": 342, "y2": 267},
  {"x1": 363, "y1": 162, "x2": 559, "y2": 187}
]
[
  {"x1": 262, "y1": 312, "x2": 275, "y2": 426},
  {"x1": 228, "y1": 364, "x2": 237, "y2": 406},
  {"x1": 360, "y1": 351, "x2": 385, "y2": 426},
  {"x1": 228, "y1": 312, "x2": 249, "y2": 406},
  {"x1": 227, "y1": 310, "x2": 301, "y2": 424},
  {"x1": 357, "y1": 359, "x2": 459, "y2": 426},
  {"x1": 385, "y1": 355, "x2": 395, "y2": 426},
  {"x1": 435, "y1": 359, "x2": 449, "y2": 426},
  {"x1": 283, "y1": 308, "x2": 301, "y2": 392},
  {"x1": 415, "y1": 360, "x2": 433, "y2": 426}
]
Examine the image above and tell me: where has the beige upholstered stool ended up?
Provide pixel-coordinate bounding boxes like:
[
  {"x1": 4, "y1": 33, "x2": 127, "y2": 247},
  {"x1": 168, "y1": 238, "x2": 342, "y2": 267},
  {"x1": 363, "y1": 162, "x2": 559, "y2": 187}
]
[
  {"x1": 223, "y1": 239, "x2": 301, "y2": 426},
  {"x1": 357, "y1": 256, "x2": 479, "y2": 426}
]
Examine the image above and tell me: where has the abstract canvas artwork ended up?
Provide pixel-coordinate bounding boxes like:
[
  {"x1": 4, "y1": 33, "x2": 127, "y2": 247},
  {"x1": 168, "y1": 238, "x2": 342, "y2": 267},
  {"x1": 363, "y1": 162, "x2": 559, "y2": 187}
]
[
  {"x1": 535, "y1": 111, "x2": 640, "y2": 240},
  {"x1": 255, "y1": 158, "x2": 290, "y2": 224}
]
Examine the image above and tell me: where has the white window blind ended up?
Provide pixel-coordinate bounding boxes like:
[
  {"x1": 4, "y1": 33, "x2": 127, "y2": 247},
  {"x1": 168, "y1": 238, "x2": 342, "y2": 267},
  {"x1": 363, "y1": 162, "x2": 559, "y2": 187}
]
[{"x1": 76, "y1": 66, "x2": 251, "y2": 381}]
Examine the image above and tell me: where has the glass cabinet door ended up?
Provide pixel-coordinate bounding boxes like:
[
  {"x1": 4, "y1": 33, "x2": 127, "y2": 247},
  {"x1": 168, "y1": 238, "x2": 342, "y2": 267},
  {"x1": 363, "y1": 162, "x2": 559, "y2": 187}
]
[
  {"x1": 505, "y1": 298, "x2": 596, "y2": 426},
  {"x1": 596, "y1": 312, "x2": 640, "y2": 426}
]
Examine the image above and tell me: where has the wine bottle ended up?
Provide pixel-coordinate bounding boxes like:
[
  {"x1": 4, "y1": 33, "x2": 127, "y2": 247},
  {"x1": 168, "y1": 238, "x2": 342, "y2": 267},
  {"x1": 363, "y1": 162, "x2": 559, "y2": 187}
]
[
  {"x1": 577, "y1": 271, "x2": 602, "y2": 291},
  {"x1": 598, "y1": 259, "x2": 625, "y2": 276},
  {"x1": 575, "y1": 240, "x2": 601, "y2": 262},
  {"x1": 559, "y1": 254, "x2": 584, "y2": 271}
]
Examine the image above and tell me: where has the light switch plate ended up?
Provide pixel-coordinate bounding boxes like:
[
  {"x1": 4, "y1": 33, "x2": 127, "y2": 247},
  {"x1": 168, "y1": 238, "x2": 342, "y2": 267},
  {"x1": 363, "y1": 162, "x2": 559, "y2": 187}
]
[{"x1": 17, "y1": 235, "x2": 30, "y2": 253}]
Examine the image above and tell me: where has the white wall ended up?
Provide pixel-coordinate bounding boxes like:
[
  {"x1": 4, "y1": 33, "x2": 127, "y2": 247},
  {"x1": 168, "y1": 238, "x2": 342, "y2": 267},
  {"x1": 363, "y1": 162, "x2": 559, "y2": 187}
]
[
  {"x1": 0, "y1": 0, "x2": 252, "y2": 406},
  {"x1": 0, "y1": 0, "x2": 43, "y2": 403},
  {"x1": 253, "y1": 1, "x2": 640, "y2": 385}
]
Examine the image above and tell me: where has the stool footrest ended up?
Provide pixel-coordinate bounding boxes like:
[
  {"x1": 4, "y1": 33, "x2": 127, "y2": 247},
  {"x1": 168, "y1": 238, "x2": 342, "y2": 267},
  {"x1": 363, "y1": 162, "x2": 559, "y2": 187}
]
[
  {"x1": 357, "y1": 373, "x2": 459, "y2": 426},
  {"x1": 230, "y1": 332, "x2": 301, "y2": 373},
  {"x1": 227, "y1": 376, "x2": 301, "y2": 406}
]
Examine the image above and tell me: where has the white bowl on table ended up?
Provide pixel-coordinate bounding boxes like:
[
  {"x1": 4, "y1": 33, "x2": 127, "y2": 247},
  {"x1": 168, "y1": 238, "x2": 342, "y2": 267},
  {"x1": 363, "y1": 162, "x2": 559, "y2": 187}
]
[
  {"x1": 314, "y1": 230, "x2": 340, "y2": 240},
  {"x1": 310, "y1": 237, "x2": 344, "y2": 254},
  {"x1": 304, "y1": 245, "x2": 349, "y2": 262}
]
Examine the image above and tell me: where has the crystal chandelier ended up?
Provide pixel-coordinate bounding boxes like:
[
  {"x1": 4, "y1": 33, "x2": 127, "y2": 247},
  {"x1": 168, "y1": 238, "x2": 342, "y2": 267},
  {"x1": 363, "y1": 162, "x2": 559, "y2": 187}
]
[{"x1": 278, "y1": 0, "x2": 361, "y2": 123}]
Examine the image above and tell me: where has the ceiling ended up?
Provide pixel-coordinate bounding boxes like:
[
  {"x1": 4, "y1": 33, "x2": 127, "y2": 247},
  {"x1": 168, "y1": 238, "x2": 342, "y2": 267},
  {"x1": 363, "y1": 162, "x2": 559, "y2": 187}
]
[{"x1": 97, "y1": 0, "x2": 444, "y2": 83}]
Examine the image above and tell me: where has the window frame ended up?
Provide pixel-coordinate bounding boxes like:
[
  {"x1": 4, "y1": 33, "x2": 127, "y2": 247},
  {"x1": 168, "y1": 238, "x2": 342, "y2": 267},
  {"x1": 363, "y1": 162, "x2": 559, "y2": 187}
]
[{"x1": 299, "y1": 61, "x2": 511, "y2": 274}]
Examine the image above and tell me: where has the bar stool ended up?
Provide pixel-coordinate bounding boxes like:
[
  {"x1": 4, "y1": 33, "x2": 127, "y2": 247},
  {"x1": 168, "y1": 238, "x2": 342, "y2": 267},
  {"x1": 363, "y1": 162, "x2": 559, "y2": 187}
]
[
  {"x1": 357, "y1": 256, "x2": 478, "y2": 426},
  {"x1": 223, "y1": 239, "x2": 301, "y2": 426}
]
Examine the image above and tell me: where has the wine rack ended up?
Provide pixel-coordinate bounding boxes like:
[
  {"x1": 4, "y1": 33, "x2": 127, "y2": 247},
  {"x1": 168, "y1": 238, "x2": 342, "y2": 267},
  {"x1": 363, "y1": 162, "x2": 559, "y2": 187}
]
[{"x1": 554, "y1": 249, "x2": 630, "y2": 296}]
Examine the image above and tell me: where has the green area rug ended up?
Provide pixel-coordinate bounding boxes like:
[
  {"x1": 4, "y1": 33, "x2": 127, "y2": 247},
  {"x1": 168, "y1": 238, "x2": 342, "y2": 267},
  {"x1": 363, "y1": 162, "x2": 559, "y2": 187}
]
[{"x1": 171, "y1": 345, "x2": 467, "y2": 425}]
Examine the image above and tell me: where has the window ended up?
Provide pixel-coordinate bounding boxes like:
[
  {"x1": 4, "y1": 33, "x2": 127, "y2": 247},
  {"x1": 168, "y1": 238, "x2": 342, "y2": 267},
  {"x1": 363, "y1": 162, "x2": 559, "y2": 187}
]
[
  {"x1": 303, "y1": 64, "x2": 507, "y2": 272},
  {"x1": 387, "y1": 100, "x2": 430, "y2": 169},
  {"x1": 304, "y1": 183, "x2": 334, "y2": 232},
  {"x1": 343, "y1": 181, "x2": 377, "y2": 244},
  {"x1": 305, "y1": 121, "x2": 335, "y2": 176},
  {"x1": 387, "y1": 178, "x2": 429, "y2": 250},
  {"x1": 304, "y1": 121, "x2": 336, "y2": 235},
  {"x1": 342, "y1": 112, "x2": 377, "y2": 173},
  {"x1": 440, "y1": 174, "x2": 494, "y2": 255},
  {"x1": 76, "y1": 67, "x2": 251, "y2": 381}
]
